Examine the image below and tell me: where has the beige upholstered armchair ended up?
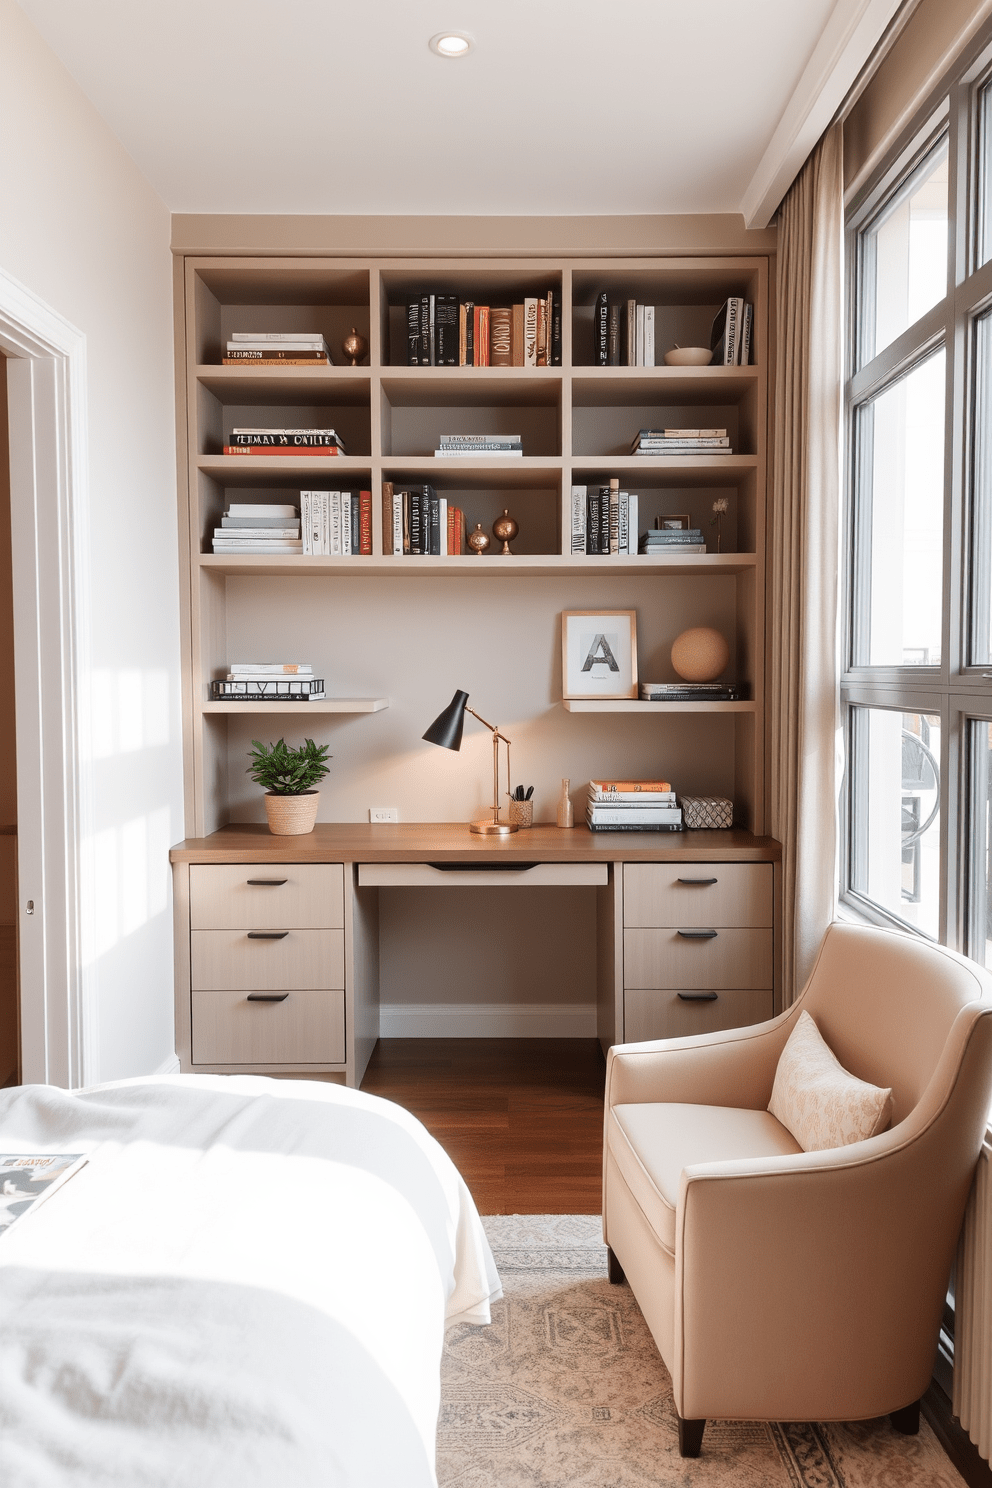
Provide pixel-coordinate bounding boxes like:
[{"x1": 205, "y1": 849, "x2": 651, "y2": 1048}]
[{"x1": 603, "y1": 922, "x2": 992, "y2": 1457}]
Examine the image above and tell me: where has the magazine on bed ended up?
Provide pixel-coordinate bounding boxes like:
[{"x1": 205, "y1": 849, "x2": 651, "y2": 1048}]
[{"x1": 0, "y1": 1153, "x2": 88, "y2": 1236}]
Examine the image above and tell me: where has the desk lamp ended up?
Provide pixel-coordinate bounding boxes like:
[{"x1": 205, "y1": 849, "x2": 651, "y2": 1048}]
[{"x1": 423, "y1": 689, "x2": 517, "y2": 836}]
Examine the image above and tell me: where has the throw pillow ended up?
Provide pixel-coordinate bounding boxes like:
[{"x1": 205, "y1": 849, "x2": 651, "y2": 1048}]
[{"x1": 768, "y1": 1010, "x2": 892, "y2": 1152}]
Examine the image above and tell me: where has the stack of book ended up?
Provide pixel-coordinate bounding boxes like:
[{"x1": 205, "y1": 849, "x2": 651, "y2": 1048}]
[
  {"x1": 638, "y1": 525, "x2": 707, "y2": 556},
  {"x1": 222, "y1": 427, "x2": 346, "y2": 456},
  {"x1": 381, "y1": 483, "x2": 464, "y2": 555},
  {"x1": 570, "y1": 481, "x2": 639, "y2": 556},
  {"x1": 434, "y1": 433, "x2": 522, "y2": 458},
  {"x1": 402, "y1": 292, "x2": 562, "y2": 366},
  {"x1": 212, "y1": 504, "x2": 302, "y2": 555},
  {"x1": 221, "y1": 333, "x2": 333, "y2": 366},
  {"x1": 586, "y1": 779, "x2": 683, "y2": 832},
  {"x1": 593, "y1": 295, "x2": 657, "y2": 366},
  {"x1": 640, "y1": 682, "x2": 744, "y2": 702},
  {"x1": 301, "y1": 491, "x2": 372, "y2": 555},
  {"x1": 631, "y1": 427, "x2": 731, "y2": 456},
  {"x1": 211, "y1": 662, "x2": 325, "y2": 703},
  {"x1": 710, "y1": 299, "x2": 754, "y2": 365}
]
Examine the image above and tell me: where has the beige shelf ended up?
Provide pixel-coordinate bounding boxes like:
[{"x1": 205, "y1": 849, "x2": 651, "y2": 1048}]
[
  {"x1": 382, "y1": 456, "x2": 562, "y2": 489},
  {"x1": 570, "y1": 366, "x2": 759, "y2": 404},
  {"x1": 197, "y1": 552, "x2": 757, "y2": 577},
  {"x1": 195, "y1": 365, "x2": 372, "y2": 403},
  {"x1": 572, "y1": 455, "x2": 757, "y2": 484},
  {"x1": 562, "y1": 699, "x2": 756, "y2": 713},
  {"x1": 198, "y1": 455, "x2": 371, "y2": 476},
  {"x1": 202, "y1": 698, "x2": 388, "y2": 715}
]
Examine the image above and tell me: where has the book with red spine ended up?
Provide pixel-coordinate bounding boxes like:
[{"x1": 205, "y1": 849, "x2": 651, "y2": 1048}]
[
  {"x1": 222, "y1": 446, "x2": 342, "y2": 457},
  {"x1": 358, "y1": 490, "x2": 373, "y2": 555}
]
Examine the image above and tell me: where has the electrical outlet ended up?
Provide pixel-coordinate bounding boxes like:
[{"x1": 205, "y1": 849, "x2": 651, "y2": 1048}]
[{"x1": 369, "y1": 807, "x2": 399, "y2": 824}]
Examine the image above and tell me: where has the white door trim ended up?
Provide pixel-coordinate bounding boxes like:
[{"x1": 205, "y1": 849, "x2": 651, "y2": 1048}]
[{"x1": 0, "y1": 267, "x2": 89, "y2": 1087}]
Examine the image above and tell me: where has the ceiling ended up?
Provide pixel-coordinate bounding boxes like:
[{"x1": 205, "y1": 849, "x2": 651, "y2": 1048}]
[{"x1": 16, "y1": 0, "x2": 904, "y2": 227}]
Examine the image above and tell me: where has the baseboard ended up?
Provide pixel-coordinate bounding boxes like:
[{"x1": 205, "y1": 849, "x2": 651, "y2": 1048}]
[
  {"x1": 378, "y1": 1002, "x2": 597, "y2": 1037},
  {"x1": 153, "y1": 1052, "x2": 181, "y2": 1076}
]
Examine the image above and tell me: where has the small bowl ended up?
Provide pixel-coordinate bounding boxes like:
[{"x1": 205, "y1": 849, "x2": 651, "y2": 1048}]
[{"x1": 664, "y1": 347, "x2": 712, "y2": 367}]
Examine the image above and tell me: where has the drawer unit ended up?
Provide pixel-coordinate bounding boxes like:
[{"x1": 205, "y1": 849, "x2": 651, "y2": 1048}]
[
  {"x1": 624, "y1": 862, "x2": 772, "y2": 928},
  {"x1": 624, "y1": 927, "x2": 773, "y2": 991},
  {"x1": 191, "y1": 987, "x2": 346, "y2": 1065},
  {"x1": 189, "y1": 863, "x2": 344, "y2": 929},
  {"x1": 624, "y1": 988, "x2": 774, "y2": 1043},
  {"x1": 191, "y1": 928, "x2": 345, "y2": 992}
]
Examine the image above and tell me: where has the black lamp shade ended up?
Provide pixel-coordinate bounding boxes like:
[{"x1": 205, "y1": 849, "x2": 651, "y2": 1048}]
[{"x1": 423, "y1": 689, "x2": 469, "y2": 751}]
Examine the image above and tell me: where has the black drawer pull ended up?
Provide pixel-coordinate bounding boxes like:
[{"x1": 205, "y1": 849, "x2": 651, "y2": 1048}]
[
  {"x1": 676, "y1": 929, "x2": 718, "y2": 939},
  {"x1": 428, "y1": 862, "x2": 538, "y2": 872},
  {"x1": 247, "y1": 878, "x2": 288, "y2": 886},
  {"x1": 678, "y1": 992, "x2": 719, "y2": 1002},
  {"x1": 246, "y1": 931, "x2": 289, "y2": 940},
  {"x1": 246, "y1": 992, "x2": 289, "y2": 1003},
  {"x1": 677, "y1": 877, "x2": 718, "y2": 885}
]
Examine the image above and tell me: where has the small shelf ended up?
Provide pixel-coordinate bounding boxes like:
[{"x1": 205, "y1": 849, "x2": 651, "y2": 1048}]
[
  {"x1": 197, "y1": 455, "x2": 372, "y2": 477},
  {"x1": 562, "y1": 699, "x2": 756, "y2": 713},
  {"x1": 195, "y1": 366, "x2": 372, "y2": 404},
  {"x1": 383, "y1": 456, "x2": 562, "y2": 490},
  {"x1": 198, "y1": 552, "x2": 757, "y2": 578},
  {"x1": 570, "y1": 366, "x2": 759, "y2": 404},
  {"x1": 202, "y1": 698, "x2": 389, "y2": 715}
]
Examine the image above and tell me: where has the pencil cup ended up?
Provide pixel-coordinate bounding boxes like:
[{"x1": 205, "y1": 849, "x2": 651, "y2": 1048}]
[{"x1": 508, "y1": 799, "x2": 534, "y2": 828}]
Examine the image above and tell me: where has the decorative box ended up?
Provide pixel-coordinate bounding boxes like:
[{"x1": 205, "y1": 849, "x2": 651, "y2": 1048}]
[{"x1": 681, "y1": 796, "x2": 733, "y2": 830}]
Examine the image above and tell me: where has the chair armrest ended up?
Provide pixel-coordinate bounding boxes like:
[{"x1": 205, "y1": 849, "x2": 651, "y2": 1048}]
[{"x1": 606, "y1": 1012, "x2": 794, "y2": 1111}]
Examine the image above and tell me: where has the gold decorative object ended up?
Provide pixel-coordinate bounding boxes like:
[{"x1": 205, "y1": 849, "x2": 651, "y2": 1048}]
[
  {"x1": 492, "y1": 508, "x2": 518, "y2": 555},
  {"x1": 341, "y1": 327, "x2": 368, "y2": 366},
  {"x1": 671, "y1": 626, "x2": 730, "y2": 682},
  {"x1": 467, "y1": 523, "x2": 491, "y2": 556},
  {"x1": 508, "y1": 798, "x2": 534, "y2": 828}
]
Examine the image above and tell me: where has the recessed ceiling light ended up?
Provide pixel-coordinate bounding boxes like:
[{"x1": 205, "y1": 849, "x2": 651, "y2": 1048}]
[{"x1": 429, "y1": 32, "x2": 473, "y2": 58}]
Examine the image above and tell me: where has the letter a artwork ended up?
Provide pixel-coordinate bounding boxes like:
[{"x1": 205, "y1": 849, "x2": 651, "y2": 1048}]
[{"x1": 580, "y1": 632, "x2": 620, "y2": 672}]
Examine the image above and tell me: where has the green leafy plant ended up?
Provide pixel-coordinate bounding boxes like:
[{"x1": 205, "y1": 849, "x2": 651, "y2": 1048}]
[{"x1": 247, "y1": 738, "x2": 332, "y2": 795}]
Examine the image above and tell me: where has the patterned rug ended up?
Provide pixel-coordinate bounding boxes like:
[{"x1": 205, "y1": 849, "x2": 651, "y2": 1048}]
[{"x1": 438, "y1": 1215, "x2": 965, "y2": 1487}]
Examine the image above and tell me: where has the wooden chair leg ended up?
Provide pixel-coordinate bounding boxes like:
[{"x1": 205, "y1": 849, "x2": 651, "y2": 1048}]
[
  {"x1": 607, "y1": 1246, "x2": 625, "y2": 1284},
  {"x1": 890, "y1": 1400, "x2": 920, "y2": 1435},
  {"x1": 677, "y1": 1414, "x2": 706, "y2": 1457}
]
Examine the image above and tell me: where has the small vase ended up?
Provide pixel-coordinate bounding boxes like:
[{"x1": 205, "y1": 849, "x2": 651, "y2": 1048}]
[
  {"x1": 556, "y1": 778, "x2": 573, "y2": 829},
  {"x1": 264, "y1": 790, "x2": 320, "y2": 836}
]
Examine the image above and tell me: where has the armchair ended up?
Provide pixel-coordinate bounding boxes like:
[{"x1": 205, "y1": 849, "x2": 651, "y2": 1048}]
[{"x1": 602, "y1": 921, "x2": 992, "y2": 1456}]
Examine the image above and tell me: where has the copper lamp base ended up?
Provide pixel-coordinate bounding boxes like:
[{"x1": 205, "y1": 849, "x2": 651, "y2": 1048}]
[{"x1": 470, "y1": 818, "x2": 518, "y2": 835}]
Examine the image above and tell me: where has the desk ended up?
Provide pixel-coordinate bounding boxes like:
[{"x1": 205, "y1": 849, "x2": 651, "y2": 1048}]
[{"x1": 170, "y1": 823, "x2": 781, "y2": 1087}]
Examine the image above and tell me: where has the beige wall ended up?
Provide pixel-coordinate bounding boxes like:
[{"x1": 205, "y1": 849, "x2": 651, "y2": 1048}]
[{"x1": 0, "y1": 0, "x2": 184, "y2": 1081}]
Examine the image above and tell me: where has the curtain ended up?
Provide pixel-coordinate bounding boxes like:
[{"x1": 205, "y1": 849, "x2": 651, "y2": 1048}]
[{"x1": 768, "y1": 123, "x2": 844, "y2": 998}]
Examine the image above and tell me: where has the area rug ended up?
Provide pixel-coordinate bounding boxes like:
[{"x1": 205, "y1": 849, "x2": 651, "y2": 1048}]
[{"x1": 437, "y1": 1215, "x2": 965, "y2": 1487}]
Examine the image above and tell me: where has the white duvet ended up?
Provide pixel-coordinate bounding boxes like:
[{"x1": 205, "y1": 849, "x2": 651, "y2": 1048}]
[{"x1": 0, "y1": 1074, "x2": 501, "y2": 1487}]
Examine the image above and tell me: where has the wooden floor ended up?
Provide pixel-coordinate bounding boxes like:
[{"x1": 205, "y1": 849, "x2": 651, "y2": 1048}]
[{"x1": 361, "y1": 1037, "x2": 606, "y2": 1215}]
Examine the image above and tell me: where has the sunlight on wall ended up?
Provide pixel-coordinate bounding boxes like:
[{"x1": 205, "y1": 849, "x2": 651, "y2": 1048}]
[
  {"x1": 82, "y1": 807, "x2": 172, "y2": 964},
  {"x1": 84, "y1": 668, "x2": 170, "y2": 759}
]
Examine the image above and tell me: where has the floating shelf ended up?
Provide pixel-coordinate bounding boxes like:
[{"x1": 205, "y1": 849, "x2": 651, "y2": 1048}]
[
  {"x1": 198, "y1": 552, "x2": 757, "y2": 578},
  {"x1": 562, "y1": 699, "x2": 756, "y2": 714},
  {"x1": 202, "y1": 698, "x2": 389, "y2": 715}
]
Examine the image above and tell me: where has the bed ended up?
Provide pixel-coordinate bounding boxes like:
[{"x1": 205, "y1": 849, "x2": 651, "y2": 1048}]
[{"x1": 0, "y1": 1073, "x2": 501, "y2": 1486}]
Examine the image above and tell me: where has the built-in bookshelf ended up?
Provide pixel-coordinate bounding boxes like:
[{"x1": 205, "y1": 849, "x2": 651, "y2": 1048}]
[{"x1": 177, "y1": 253, "x2": 768, "y2": 837}]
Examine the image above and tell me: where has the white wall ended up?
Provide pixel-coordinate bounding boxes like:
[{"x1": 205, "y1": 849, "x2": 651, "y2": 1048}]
[{"x1": 0, "y1": 0, "x2": 183, "y2": 1081}]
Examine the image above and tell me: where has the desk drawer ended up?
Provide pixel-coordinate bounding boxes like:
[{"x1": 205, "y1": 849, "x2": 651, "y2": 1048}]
[
  {"x1": 191, "y1": 987, "x2": 345, "y2": 1065},
  {"x1": 191, "y1": 928, "x2": 344, "y2": 991},
  {"x1": 624, "y1": 987, "x2": 773, "y2": 1043},
  {"x1": 190, "y1": 864, "x2": 344, "y2": 930},
  {"x1": 357, "y1": 862, "x2": 607, "y2": 887},
  {"x1": 623, "y1": 863, "x2": 772, "y2": 928},
  {"x1": 624, "y1": 927, "x2": 772, "y2": 990}
]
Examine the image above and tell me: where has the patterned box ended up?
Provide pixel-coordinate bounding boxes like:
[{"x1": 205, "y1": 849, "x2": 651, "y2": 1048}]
[{"x1": 680, "y1": 796, "x2": 733, "y2": 829}]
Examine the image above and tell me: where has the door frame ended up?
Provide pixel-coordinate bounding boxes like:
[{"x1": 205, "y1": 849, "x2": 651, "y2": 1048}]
[{"x1": 0, "y1": 266, "x2": 88, "y2": 1088}]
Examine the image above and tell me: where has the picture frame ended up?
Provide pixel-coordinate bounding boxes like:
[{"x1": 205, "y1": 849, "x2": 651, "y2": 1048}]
[
  {"x1": 561, "y1": 610, "x2": 638, "y2": 699},
  {"x1": 660, "y1": 515, "x2": 691, "y2": 530}
]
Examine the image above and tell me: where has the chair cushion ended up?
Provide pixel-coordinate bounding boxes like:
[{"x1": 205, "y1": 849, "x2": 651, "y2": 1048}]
[
  {"x1": 768, "y1": 1010, "x2": 892, "y2": 1152},
  {"x1": 608, "y1": 1103, "x2": 802, "y2": 1256}
]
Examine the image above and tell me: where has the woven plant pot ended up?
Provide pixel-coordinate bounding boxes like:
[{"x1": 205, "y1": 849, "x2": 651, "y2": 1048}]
[{"x1": 264, "y1": 790, "x2": 320, "y2": 836}]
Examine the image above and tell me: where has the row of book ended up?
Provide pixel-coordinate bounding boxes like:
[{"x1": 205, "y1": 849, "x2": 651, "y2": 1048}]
[
  {"x1": 221, "y1": 333, "x2": 334, "y2": 366},
  {"x1": 594, "y1": 297, "x2": 657, "y2": 366},
  {"x1": 570, "y1": 481, "x2": 640, "y2": 556},
  {"x1": 586, "y1": 779, "x2": 683, "y2": 832},
  {"x1": 210, "y1": 662, "x2": 326, "y2": 703},
  {"x1": 381, "y1": 483, "x2": 465, "y2": 555},
  {"x1": 302, "y1": 491, "x2": 373, "y2": 556},
  {"x1": 402, "y1": 292, "x2": 562, "y2": 367},
  {"x1": 221, "y1": 426, "x2": 346, "y2": 457},
  {"x1": 639, "y1": 526, "x2": 707, "y2": 555},
  {"x1": 212, "y1": 504, "x2": 302, "y2": 555},
  {"x1": 631, "y1": 426, "x2": 732, "y2": 456},
  {"x1": 434, "y1": 433, "x2": 522, "y2": 459},
  {"x1": 640, "y1": 682, "x2": 743, "y2": 702},
  {"x1": 710, "y1": 299, "x2": 754, "y2": 366}
]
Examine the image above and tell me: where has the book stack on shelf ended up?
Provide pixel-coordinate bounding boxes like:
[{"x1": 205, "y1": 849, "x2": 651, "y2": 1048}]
[
  {"x1": 222, "y1": 427, "x2": 346, "y2": 457},
  {"x1": 301, "y1": 491, "x2": 373, "y2": 555},
  {"x1": 381, "y1": 482, "x2": 464, "y2": 556},
  {"x1": 593, "y1": 294, "x2": 656, "y2": 366},
  {"x1": 631, "y1": 427, "x2": 732, "y2": 456},
  {"x1": 710, "y1": 298, "x2": 753, "y2": 365},
  {"x1": 434, "y1": 433, "x2": 522, "y2": 459},
  {"x1": 638, "y1": 524, "x2": 707, "y2": 556},
  {"x1": 640, "y1": 682, "x2": 744, "y2": 702},
  {"x1": 221, "y1": 333, "x2": 333, "y2": 366},
  {"x1": 402, "y1": 291, "x2": 562, "y2": 366},
  {"x1": 212, "y1": 504, "x2": 302, "y2": 555},
  {"x1": 211, "y1": 662, "x2": 325, "y2": 703},
  {"x1": 570, "y1": 479, "x2": 639, "y2": 556},
  {"x1": 586, "y1": 779, "x2": 683, "y2": 832}
]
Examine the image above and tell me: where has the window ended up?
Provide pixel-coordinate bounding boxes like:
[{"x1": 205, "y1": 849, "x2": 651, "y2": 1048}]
[{"x1": 843, "y1": 40, "x2": 992, "y2": 959}]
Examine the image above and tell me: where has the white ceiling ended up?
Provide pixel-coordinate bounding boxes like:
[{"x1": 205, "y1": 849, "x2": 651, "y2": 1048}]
[{"x1": 16, "y1": 0, "x2": 902, "y2": 226}]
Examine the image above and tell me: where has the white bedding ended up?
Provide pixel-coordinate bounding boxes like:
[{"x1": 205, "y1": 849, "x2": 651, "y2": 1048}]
[{"x1": 0, "y1": 1074, "x2": 501, "y2": 1487}]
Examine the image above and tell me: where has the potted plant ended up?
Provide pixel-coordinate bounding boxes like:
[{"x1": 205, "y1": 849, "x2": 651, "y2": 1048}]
[{"x1": 247, "y1": 737, "x2": 332, "y2": 836}]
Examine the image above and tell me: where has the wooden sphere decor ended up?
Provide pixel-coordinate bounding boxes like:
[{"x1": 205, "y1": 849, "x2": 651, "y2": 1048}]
[
  {"x1": 492, "y1": 508, "x2": 518, "y2": 555},
  {"x1": 671, "y1": 626, "x2": 730, "y2": 682}
]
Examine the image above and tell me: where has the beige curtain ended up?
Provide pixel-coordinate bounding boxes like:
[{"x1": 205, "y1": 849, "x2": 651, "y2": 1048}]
[{"x1": 769, "y1": 123, "x2": 844, "y2": 998}]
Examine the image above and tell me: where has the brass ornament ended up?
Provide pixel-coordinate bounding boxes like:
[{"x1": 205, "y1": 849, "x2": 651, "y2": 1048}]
[
  {"x1": 492, "y1": 508, "x2": 518, "y2": 555},
  {"x1": 467, "y1": 523, "x2": 491, "y2": 556},
  {"x1": 341, "y1": 327, "x2": 368, "y2": 366}
]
